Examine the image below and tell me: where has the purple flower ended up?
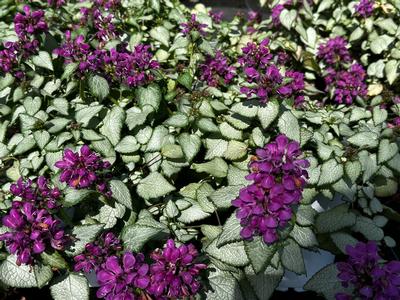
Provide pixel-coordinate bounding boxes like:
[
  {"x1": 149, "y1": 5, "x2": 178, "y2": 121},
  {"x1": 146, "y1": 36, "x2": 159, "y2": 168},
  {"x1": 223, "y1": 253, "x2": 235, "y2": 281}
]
[
  {"x1": 14, "y1": 6, "x2": 48, "y2": 39},
  {"x1": 200, "y1": 51, "x2": 236, "y2": 87},
  {"x1": 317, "y1": 37, "x2": 352, "y2": 66},
  {"x1": 10, "y1": 176, "x2": 61, "y2": 210},
  {"x1": 239, "y1": 38, "x2": 273, "y2": 70},
  {"x1": 271, "y1": 4, "x2": 285, "y2": 26},
  {"x1": 47, "y1": 0, "x2": 65, "y2": 7},
  {"x1": 0, "y1": 202, "x2": 67, "y2": 265},
  {"x1": 93, "y1": 9, "x2": 118, "y2": 43},
  {"x1": 355, "y1": 0, "x2": 375, "y2": 18},
  {"x1": 55, "y1": 145, "x2": 112, "y2": 196},
  {"x1": 54, "y1": 31, "x2": 93, "y2": 73},
  {"x1": 74, "y1": 232, "x2": 122, "y2": 273},
  {"x1": 94, "y1": 0, "x2": 121, "y2": 10},
  {"x1": 278, "y1": 70, "x2": 305, "y2": 106},
  {"x1": 0, "y1": 42, "x2": 19, "y2": 73},
  {"x1": 96, "y1": 252, "x2": 150, "y2": 300},
  {"x1": 325, "y1": 63, "x2": 367, "y2": 104},
  {"x1": 336, "y1": 241, "x2": 400, "y2": 300},
  {"x1": 181, "y1": 14, "x2": 207, "y2": 37},
  {"x1": 232, "y1": 135, "x2": 309, "y2": 244},
  {"x1": 248, "y1": 10, "x2": 262, "y2": 24},
  {"x1": 148, "y1": 239, "x2": 206, "y2": 299},
  {"x1": 209, "y1": 10, "x2": 224, "y2": 24}
]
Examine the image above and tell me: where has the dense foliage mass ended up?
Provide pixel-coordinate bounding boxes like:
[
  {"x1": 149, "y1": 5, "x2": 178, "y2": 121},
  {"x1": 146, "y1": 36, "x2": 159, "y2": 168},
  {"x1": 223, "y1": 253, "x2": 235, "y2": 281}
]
[{"x1": 0, "y1": 0, "x2": 399, "y2": 299}]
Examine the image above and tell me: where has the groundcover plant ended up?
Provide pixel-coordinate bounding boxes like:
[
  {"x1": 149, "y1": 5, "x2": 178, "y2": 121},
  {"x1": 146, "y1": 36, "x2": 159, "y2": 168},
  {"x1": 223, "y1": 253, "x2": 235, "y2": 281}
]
[{"x1": 0, "y1": 0, "x2": 399, "y2": 299}]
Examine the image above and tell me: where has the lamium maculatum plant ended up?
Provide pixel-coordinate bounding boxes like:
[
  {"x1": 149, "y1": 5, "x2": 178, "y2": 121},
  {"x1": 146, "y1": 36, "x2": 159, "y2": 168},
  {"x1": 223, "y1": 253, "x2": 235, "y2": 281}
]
[{"x1": 0, "y1": 0, "x2": 398, "y2": 299}]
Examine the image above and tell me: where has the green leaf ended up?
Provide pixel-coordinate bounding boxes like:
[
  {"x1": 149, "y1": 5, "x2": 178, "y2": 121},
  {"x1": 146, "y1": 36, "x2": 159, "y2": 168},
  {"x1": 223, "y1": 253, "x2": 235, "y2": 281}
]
[
  {"x1": 192, "y1": 157, "x2": 228, "y2": 178},
  {"x1": 61, "y1": 62, "x2": 79, "y2": 80},
  {"x1": 32, "y1": 51, "x2": 53, "y2": 71},
  {"x1": 279, "y1": 9, "x2": 297, "y2": 30},
  {"x1": 372, "y1": 106, "x2": 388, "y2": 125},
  {"x1": 206, "y1": 239, "x2": 249, "y2": 267},
  {"x1": 177, "y1": 198, "x2": 211, "y2": 223},
  {"x1": 316, "y1": 204, "x2": 356, "y2": 233},
  {"x1": 146, "y1": 126, "x2": 169, "y2": 152},
  {"x1": 164, "y1": 113, "x2": 189, "y2": 128},
  {"x1": 125, "y1": 106, "x2": 151, "y2": 130},
  {"x1": 66, "y1": 224, "x2": 104, "y2": 256},
  {"x1": 100, "y1": 106, "x2": 125, "y2": 146},
  {"x1": 348, "y1": 132, "x2": 379, "y2": 148},
  {"x1": 23, "y1": 97, "x2": 41, "y2": 115},
  {"x1": 224, "y1": 140, "x2": 247, "y2": 160},
  {"x1": 0, "y1": 73, "x2": 14, "y2": 90},
  {"x1": 205, "y1": 138, "x2": 228, "y2": 160},
  {"x1": 304, "y1": 264, "x2": 349, "y2": 300},
  {"x1": 358, "y1": 151, "x2": 378, "y2": 183},
  {"x1": 244, "y1": 237, "x2": 277, "y2": 274},
  {"x1": 41, "y1": 251, "x2": 68, "y2": 269},
  {"x1": 209, "y1": 185, "x2": 242, "y2": 209},
  {"x1": 217, "y1": 212, "x2": 242, "y2": 247},
  {"x1": 206, "y1": 268, "x2": 243, "y2": 300},
  {"x1": 349, "y1": 27, "x2": 364, "y2": 42},
  {"x1": 75, "y1": 105, "x2": 103, "y2": 127},
  {"x1": 50, "y1": 273, "x2": 89, "y2": 300},
  {"x1": 109, "y1": 180, "x2": 133, "y2": 209},
  {"x1": 197, "y1": 118, "x2": 220, "y2": 133},
  {"x1": 278, "y1": 111, "x2": 300, "y2": 142},
  {"x1": 318, "y1": 159, "x2": 343, "y2": 186},
  {"x1": 378, "y1": 139, "x2": 398, "y2": 164},
  {"x1": 246, "y1": 264, "x2": 284, "y2": 300},
  {"x1": 352, "y1": 216, "x2": 384, "y2": 241},
  {"x1": 115, "y1": 136, "x2": 139, "y2": 154},
  {"x1": 0, "y1": 255, "x2": 52, "y2": 288},
  {"x1": 94, "y1": 203, "x2": 126, "y2": 229},
  {"x1": 136, "y1": 84, "x2": 162, "y2": 111},
  {"x1": 13, "y1": 135, "x2": 35, "y2": 155},
  {"x1": 88, "y1": 75, "x2": 109, "y2": 100},
  {"x1": 178, "y1": 133, "x2": 201, "y2": 162},
  {"x1": 370, "y1": 35, "x2": 395, "y2": 55},
  {"x1": 219, "y1": 122, "x2": 243, "y2": 140},
  {"x1": 137, "y1": 172, "x2": 175, "y2": 200},
  {"x1": 231, "y1": 100, "x2": 258, "y2": 118},
  {"x1": 290, "y1": 224, "x2": 318, "y2": 248},
  {"x1": 122, "y1": 213, "x2": 169, "y2": 252},
  {"x1": 64, "y1": 188, "x2": 95, "y2": 207},
  {"x1": 161, "y1": 144, "x2": 184, "y2": 159},
  {"x1": 385, "y1": 60, "x2": 399, "y2": 85},
  {"x1": 296, "y1": 204, "x2": 317, "y2": 226},
  {"x1": 345, "y1": 160, "x2": 362, "y2": 183},
  {"x1": 331, "y1": 232, "x2": 358, "y2": 253},
  {"x1": 177, "y1": 72, "x2": 193, "y2": 90},
  {"x1": 33, "y1": 130, "x2": 50, "y2": 149},
  {"x1": 150, "y1": 26, "x2": 170, "y2": 46},
  {"x1": 281, "y1": 239, "x2": 305, "y2": 274}
]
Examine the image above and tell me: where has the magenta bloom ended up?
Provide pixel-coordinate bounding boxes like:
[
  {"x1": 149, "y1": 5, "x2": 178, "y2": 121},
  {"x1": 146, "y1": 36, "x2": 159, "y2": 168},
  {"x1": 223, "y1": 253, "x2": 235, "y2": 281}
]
[
  {"x1": 96, "y1": 252, "x2": 150, "y2": 300},
  {"x1": 10, "y1": 176, "x2": 61, "y2": 210},
  {"x1": 48, "y1": 0, "x2": 65, "y2": 7},
  {"x1": 271, "y1": 4, "x2": 285, "y2": 26},
  {"x1": 55, "y1": 145, "x2": 112, "y2": 196},
  {"x1": 325, "y1": 63, "x2": 367, "y2": 104},
  {"x1": 181, "y1": 14, "x2": 207, "y2": 37},
  {"x1": 317, "y1": 37, "x2": 352, "y2": 66},
  {"x1": 148, "y1": 239, "x2": 206, "y2": 299},
  {"x1": 74, "y1": 232, "x2": 122, "y2": 273},
  {"x1": 232, "y1": 135, "x2": 309, "y2": 244},
  {"x1": 0, "y1": 202, "x2": 67, "y2": 265},
  {"x1": 200, "y1": 51, "x2": 236, "y2": 87},
  {"x1": 54, "y1": 31, "x2": 93, "y2": 73},
  {"x1": 355, "y1": 0, "x2": 375, "y2": 18},
  {"x1": 209, "y1": 10, "x2": 224, "y2": 24},
  {"x1": 93, "y1": 9, "x2": 118, "y2": 43},
  {"x1": 278, "y1": 70, "x2": 305, "y2": 106},
  {"x1": 336, "y1": 241, "x2": 400, "y2": 300},
  {"x1": 14, "y1": 6, "x2": 48, "y2": 39}
]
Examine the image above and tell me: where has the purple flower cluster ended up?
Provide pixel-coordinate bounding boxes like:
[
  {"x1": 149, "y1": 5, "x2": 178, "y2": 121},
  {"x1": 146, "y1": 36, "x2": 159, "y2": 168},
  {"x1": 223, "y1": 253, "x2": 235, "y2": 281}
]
[
  {"x1": 325, "y1": 63, "x2": 368, "y2": 104},
  {"x1": 355, "y1": 0, "x2": 375, "y2": 18},
  {"x1": 181, "y1": 14, "x2": 207, "y2": 37},
  {"x1": 271, "y1": 4, "x2": 285, "y2": 27},
  {"x1": 336, "y1": 241, "x2": 400, "y2": 300},
  {"x1": 0, "y1": 6, "x2": 47, "y2": 75},
  {"x1": 209, "y1": 10, "x2": 224, "y2": 24},
  {"x1": 199, "y1": 51, "x2": 236, "y2": 87},
  {"x1": 74, "y1": 232, "x2": 122, "y2": 273},
  {"x1": 10, "y1": 176, "x2": 61, "y2": 210},
  {"x1": 93, "y1": 9, "x2": 118, "y2": 44},
  {"x1": 55, "y1": 145, "x2": 112, "y2": 197},
  {"x1": 232, "y1": 135, "x2": 309, "y2": 244},
  {"x1": 54, "y1": 33, "x2": 159, "y2": 86},
  {"x1": 96, "y1": 252, "x2": 150, "y2": 300},
  {"x1": 14, "y1": 6, "x2": 47, "y2": 39},
  {"x1": 0, "y1": 177, "x2": 67, "y2": 265},
  {"x1": 317, "y1": 37, "x2": 352, "y2": 66},
  {"x1": 148, "y1": 239, "x2": 207, "y2": 299},
  {"x1": 94, "y1": 239, "x2": 206, "y2": 300},
  {"x1": 239, "y1": 39, "x2": 305, "y2": 104}
]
